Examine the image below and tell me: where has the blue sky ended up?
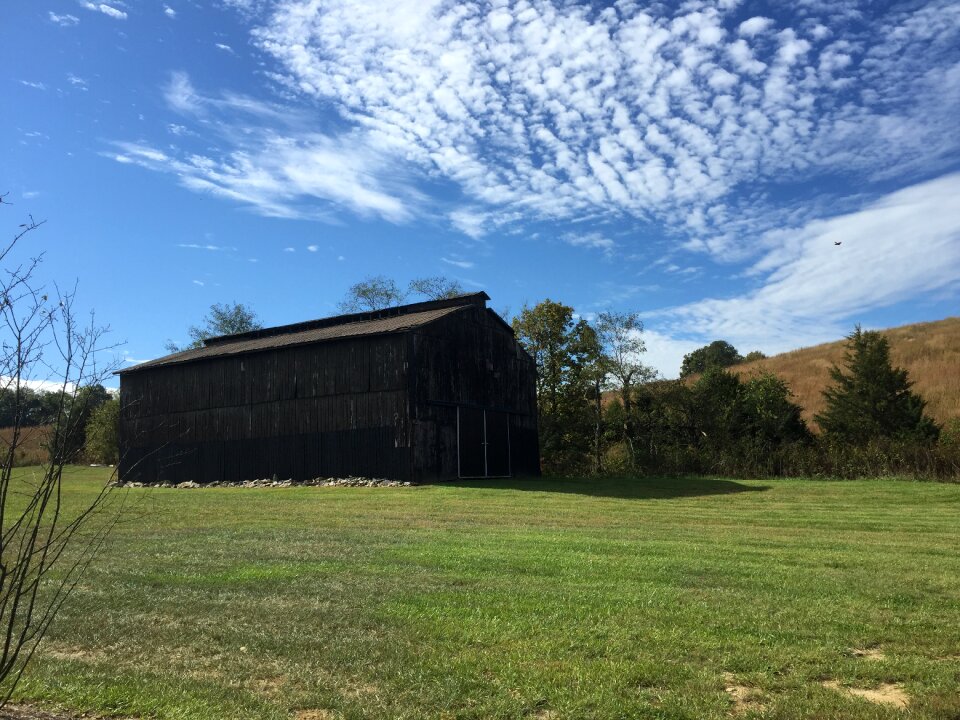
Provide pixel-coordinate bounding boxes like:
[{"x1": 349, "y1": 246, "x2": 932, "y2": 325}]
[{"x1": 4, "y1": 0, "x2": 959, "y2": 384}]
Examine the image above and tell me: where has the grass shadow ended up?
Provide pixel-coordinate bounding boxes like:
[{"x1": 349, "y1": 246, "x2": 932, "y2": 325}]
[{"x1": 446, "y1": 475, "x2": 770, "y2": 499}]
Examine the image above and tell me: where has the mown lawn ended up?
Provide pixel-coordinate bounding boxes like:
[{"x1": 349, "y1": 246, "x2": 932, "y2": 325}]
[{"x1": 11, "y1": 467, "x2": 960, "y2": 719}]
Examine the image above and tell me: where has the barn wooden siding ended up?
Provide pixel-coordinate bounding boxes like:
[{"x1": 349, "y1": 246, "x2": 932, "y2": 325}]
[
  {"x1": 118, "y1": 293, "x2": 540, "y2": 483},
  {"x1": 408, "y1": 306, "x2": 539, "y2": 480},
  {"x1": 120, "y1": 334, "x2": 412, "y2": 483}
]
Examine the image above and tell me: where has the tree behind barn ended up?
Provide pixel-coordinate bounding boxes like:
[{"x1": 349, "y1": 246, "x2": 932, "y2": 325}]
[
  {"x1": 815, "y1": 326, "x2": 939, "y2": 445},
  {"x1": 512, "y1": 300, "x2": 597, "y2": 473},
  {"x1": 166, "y1": 302, "x2": 262, "y2": 352},
  {"x1": 338, "y1": 275, "x2": 465, "y2": 313}
]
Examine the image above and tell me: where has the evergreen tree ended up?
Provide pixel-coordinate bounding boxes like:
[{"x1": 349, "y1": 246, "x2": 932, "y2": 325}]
[{"x1": 815, "y1": 326, "x2": 939, "y2": 445}]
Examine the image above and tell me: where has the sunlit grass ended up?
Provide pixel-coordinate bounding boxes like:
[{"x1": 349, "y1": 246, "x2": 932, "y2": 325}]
[{"x1": 12, "y1": 467, "x2": 960, "y2": 719}]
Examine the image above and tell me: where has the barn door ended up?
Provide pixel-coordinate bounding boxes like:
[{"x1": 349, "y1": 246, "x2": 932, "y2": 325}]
[{"x1": 457, "y1": 407, "x2": 511, "y2": 478}]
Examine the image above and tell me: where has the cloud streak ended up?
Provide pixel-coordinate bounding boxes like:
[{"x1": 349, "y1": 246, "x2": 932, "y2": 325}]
[
  {"x1": 111, "y1": 73, "x2": 420, "y2": 223},
  {"x1": 79, "y1": 2, "x2": 127, "y2": 20}
]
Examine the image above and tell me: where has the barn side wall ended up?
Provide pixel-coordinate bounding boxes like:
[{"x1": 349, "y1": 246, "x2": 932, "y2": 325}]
[
  {"x1": 118, "y1": 335, "x2": 412, "y2": 483},
  {"x1": 407, "y1": 306, "x2": 540, "y2": 481}
]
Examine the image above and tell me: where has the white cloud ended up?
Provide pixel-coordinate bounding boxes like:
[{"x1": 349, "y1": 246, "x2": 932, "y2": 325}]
[
  {"x1": 306, "y1": 245, "x2": 318, "y2": 251},
  {"x1": 441, "y1": 257, "x2": 474, "y2": 269},
  {"x1": 283, "y1": 246, "x2": 295, "y2": 252},
  {"x1": 1, "y1": 376, "x2": 78, "y2": 394},
  {"x1": 79, "y1": 2, "x2": 127, "y2": 20},
  {"x1": 738, "y1": 16, "x2": 774, "y2": 36},
  {"x1": 164, "y1": 5, "x2": 176, "y2": 18},
  {"x1": 164, "y1": 71, "x2": 201, "y2": 113},
  {"x1": 637, "y1": 329, "x2": 702, "y2": 379},
  {"x1": 245, "y1": 0, "x2": 960, "y2": 253},
  {"x1": 22, "y1": 191, "x2": 40, "y2": 199},
  {"x1": 650, "y1": 173, "x2": 960, "y2": 357},
  {"x1": 116, "y1": 73, "x2": 423, "y2": 222},
  {"x1": 49, "y1": 12, "x2": 80, "y2": 26},
  {"x1": 563, "y1": 232, "x2": 615, "y2": 257},
  {"x1": 19, "y1": 80, "x2": 46, "y2": 90},
  {"x1": 67, "y1": 74, "x2": 88, "y2": 88},
  {"x1": 215, "y1": 43, "x2": 235, "y2": 53},
  {"x1": 192, "y1": 279, "x2": 205, "y2": 286},
  {"x1": 449, "y1": 209, "x2": 488, "y2": 239},
  {"x1": 177, "y1": 243, "x2": 236, "y2": 251}
]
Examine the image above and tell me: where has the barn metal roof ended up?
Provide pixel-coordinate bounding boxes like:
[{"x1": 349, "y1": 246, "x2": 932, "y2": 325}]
[{"x1": 119, "y1": 293, "x2": 490, "y2": 374}]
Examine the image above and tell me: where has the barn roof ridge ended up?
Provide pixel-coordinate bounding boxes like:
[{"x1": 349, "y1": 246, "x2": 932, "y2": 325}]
[
  {"x1": 117, "y1": 292, "x2": 493, "y2": 375},
  {"x1": 204, "y1": 291, "x2": 490, "y2": 346}
]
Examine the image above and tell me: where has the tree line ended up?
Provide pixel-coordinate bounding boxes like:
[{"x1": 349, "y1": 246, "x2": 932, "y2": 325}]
[
  {"x1": 0, "y1": 384, "x2": 119, "y2": 466},
  {"x1": 22, "y1": 279, "x2": 954, "y2": 478},
  {"x1": 511, "y1": 299, "x2": 955, "y2": 479}
]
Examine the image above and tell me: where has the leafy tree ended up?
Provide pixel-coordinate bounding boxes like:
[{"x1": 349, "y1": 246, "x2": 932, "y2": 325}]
[
  {"x1": 680, "y1": 340, "x2": 742, "y2": 378},
  {"x1": 593, "y1": 311, "x2": 656, "y2": 468},
  {"x1": 741, "y1": 372, "x2": 810, "y2": 445},
  {"x1": 84, "y1": 396, "x2": 119, "y2": 464},
  {"x1": 743, "y1": 350, "x2": 767, "y2": 363},
  {"x1": 166, "y1": 302, "x2": 261, "y2": 352},
  {"x1": 815, "y1": 326, "x2": 939, "y2": 445},
  {"x1": 61, "y1": 384, "x2": 111, "y2": 460},
  {"x1": 407, "y1": 276, "x2": 464, "y2": 300},
  {"x1": 0, "y1": 387, "x2": 40, "y2": 427},
  {"x1": 690, "y1": 369, "x2": 747, "y2": 448},
  {"x1": 339, "y1": 274, "x2": 466, "y2": 313},
  {"x1": 594, "y1": 311, "x2": 656, "y2": 416},
  {"x1": 512, "y1": 300, "x2": 597, "y2": 473},
  {"x1": 338, "y1": 275, "x2": 405, "y2": 312}
]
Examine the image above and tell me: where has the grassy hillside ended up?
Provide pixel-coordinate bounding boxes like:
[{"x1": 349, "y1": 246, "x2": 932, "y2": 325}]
[
  {"x1": 0, "y1": 424, "x2": 52, "y2": 466},
  {"x1": 13, "y1": 467, "x2": 960, "y2": 719},
  {"x1": 732, "y1": 316, "x2": 960, "y2": 430}
]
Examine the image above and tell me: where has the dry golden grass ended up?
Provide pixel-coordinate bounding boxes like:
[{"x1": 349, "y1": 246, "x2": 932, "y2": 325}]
[
  {"x1": 0, "y1": 424, "x2": 52, "y2": 466},
  {"x1": 731, "y1": 317, "x2": 960, "y2": 430}
]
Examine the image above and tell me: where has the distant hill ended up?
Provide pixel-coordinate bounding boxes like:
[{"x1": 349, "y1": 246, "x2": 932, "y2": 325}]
[{"x1": 730, "y1": 317, "x2": 960, "y2": 430}]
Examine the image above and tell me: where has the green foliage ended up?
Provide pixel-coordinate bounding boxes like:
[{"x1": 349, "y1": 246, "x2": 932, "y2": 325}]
[
  {"x1": 167, "y1": 302, "x2": 262, "y2": 352},
  {"x1": 741, "y1": 372, "x2": 811, "y2": 445},
  {"x1": 512, "y1": 300, "x2": 600, "y2": 473},
  {"x1": 679, "y1": 340, "x2": 742, "y2": 378},
  {"x1": 56, "y1": 384, "x2": 112, "y2": 461},
  {"x1": 743, "y1": 350, "x2": 767, "y2": 362},
  {"x1": 940, "y1": 417, "x2": 960, "y2": 450},
  {"x1": 816, "y1": 326, "x2": 940, "y2": 446},
  {"x1": 84, "y1": 397, "x2": 119, "y2": 464}
]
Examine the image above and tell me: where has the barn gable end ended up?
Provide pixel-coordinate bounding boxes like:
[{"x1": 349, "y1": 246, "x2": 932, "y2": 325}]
[{"x1": 118, "y1": 293, "x2": 539, "y2": 483}]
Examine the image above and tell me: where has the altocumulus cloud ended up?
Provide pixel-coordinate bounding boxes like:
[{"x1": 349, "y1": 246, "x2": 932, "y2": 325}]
[{"x1": 251, "y1": 0, "x2": 960, "y2": 250}]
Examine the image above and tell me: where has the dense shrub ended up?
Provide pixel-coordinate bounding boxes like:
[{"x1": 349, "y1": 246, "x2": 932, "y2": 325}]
[{"x1": 84, "y1": 397, "x2": 119, "y2": 464}]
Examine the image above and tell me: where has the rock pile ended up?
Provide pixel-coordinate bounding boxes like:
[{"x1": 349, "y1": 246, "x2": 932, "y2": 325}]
[{"x1": 118, "y1": 476, "x2": 413, "y2": 489}]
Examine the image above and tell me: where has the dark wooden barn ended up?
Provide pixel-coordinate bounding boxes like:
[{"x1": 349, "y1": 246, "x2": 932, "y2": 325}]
[{"x1": 118, "y1": 293, "x2": 539, "y2": 483}]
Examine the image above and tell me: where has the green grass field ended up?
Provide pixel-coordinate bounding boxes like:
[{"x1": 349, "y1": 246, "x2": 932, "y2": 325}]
[{"x1": 11, "y1": 467, "x2": 960, "y2": 719}]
